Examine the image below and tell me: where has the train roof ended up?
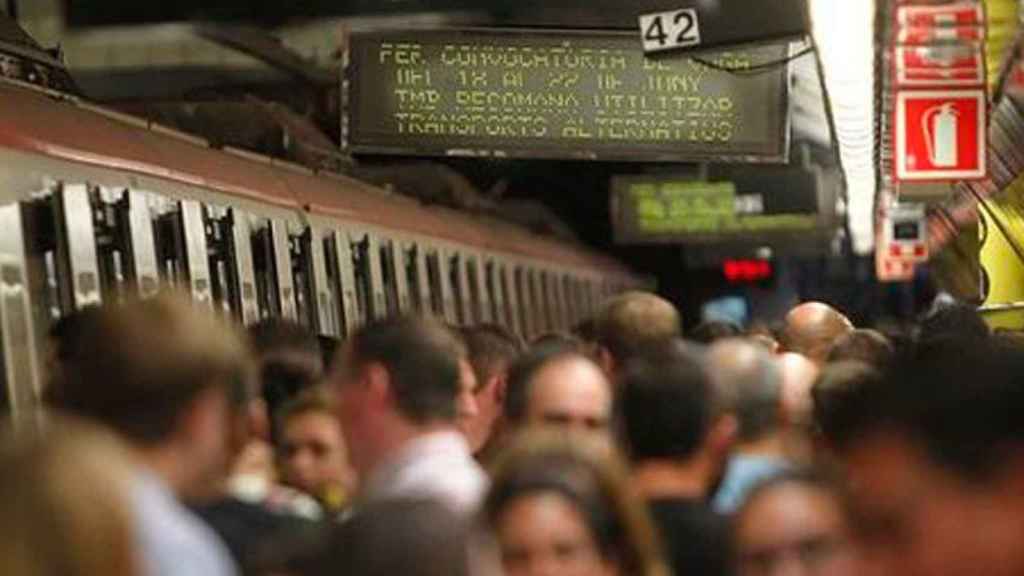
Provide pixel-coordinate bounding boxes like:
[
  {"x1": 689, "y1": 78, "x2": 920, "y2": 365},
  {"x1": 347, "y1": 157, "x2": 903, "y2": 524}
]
[{"x1": 0, "y1": 80, "x2": 631, "y2": 276}]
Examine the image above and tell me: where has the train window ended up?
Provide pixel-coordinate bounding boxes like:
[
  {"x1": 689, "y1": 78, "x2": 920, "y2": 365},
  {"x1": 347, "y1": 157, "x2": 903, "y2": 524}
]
[{"x1": 425, "y1": 248, "x2": 445, "y2": 319}]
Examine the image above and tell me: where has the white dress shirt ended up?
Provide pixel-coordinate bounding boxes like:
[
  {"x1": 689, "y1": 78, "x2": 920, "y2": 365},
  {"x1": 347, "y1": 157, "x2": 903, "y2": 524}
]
[
  {"x1": 360, "y1": 430, "x2": 488, "y2": 515},
  {"x1": 133, "y1": 470, "x2": 238, "y2": 576}
]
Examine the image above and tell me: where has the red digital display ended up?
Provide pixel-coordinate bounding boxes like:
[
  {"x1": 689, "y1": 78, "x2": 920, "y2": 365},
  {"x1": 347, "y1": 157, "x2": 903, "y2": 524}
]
[{"x1": 723, "y1": 260, "x2": 773, "y2": 283}]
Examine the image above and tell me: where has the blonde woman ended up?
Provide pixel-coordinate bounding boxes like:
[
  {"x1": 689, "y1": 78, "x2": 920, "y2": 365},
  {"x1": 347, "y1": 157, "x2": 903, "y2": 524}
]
[{"x1": 0, "y1": 418, "x2": 139, "y2": 576}]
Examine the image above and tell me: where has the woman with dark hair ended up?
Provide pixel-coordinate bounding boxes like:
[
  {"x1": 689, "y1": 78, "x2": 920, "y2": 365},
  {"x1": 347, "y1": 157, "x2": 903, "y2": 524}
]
[
  {"x1": 483, "y1": 432, "x2": 669, "y2": 576},
  {"x1": 733, "y1": 469, "x2": 860, "y2": 576}
]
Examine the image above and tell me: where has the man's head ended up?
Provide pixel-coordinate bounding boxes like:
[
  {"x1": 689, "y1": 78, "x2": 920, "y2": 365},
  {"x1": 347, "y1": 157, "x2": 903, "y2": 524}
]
[
  {"x1": 838, "y1": 336, "x2": 1024, "y2": 576},
  {"x1": 621, "y1": 340, "x2": 736, "y2": 480},
  {"x1": 505, "y1": 343, "x2": 612, "y2": 434},
  {"x1": 810, "y1": 361, "x2": 882, "y2": 450},
  {"x1": 827, "y1": 329, "x2": 894, "y2": 368},
  {"x1": 688, "y1": 320, "x2": 743, "y2": 345},
  {"x1": 332, "y1": 316, "x2": 466, "y2": 476},
  {"x1": 706, "y1": 339, "x2": 784, "y2": 445},
  {"x1": 249, "y1": 320, "x2": 324, "y2": 441},
  {"x1": 781, "y1": 302, "x2": 854, "y2": 366},
  {"x1": 917, "y1": 301, "x2": 990, "y2": 344},
  {"x1": 459, "y1": 324, "x2": 523, "y2": 454},
  {"x1": 593, "y1": 291, "x2": 681, "y2": 378},
  {"x1": 46, "y1": 293, "x2": 252, "y2": 500},
  {"x1": 277, "y1": 387, "x2": 356, "y2": 505}
]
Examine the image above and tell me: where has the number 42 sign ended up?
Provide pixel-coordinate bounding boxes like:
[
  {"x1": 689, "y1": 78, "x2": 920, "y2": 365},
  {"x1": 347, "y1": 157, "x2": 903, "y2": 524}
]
[{"x1": 639, "y1": 9, "x2": 702, "y2": 54}]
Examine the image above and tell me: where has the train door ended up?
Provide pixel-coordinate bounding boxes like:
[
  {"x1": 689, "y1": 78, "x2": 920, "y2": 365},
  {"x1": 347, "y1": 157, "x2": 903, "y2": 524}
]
[
  {"x1": 350, "y1": 229, "x2": 387, "y2": 321},
  {"x1": 408, "y1": 239, "x2": 429, "y2": 314},
  {"x1": 434, "y1": 245, "x2": 458, "y2": 324},
  {"x1": 497, "y1": 261, "x2": 518, "y2": 335},
  {"x1": 249, "y1": 217, "x2": 298, "y2": 322},
  {"x1": 0, "y1": 202, "x2": 45, "y2": 425},
  {"x1": 548, "y1": 270, "x2": 565, "y2": 332},
  {"x1": 528, "y1": 266, "x2": 547, "y2": 335},
  {"x1": 302, "y1": 227, "x2": 338, "y2": 338},
  {"x1": 583, "y1": 278, "x2": 596, "y2": 319},
  {"x1": 376, "y1": 233, "x2": 405, "y2": 316},
  {"x1": 447, "y1": 247, "x2": 471, "y2": 326},
  {"x1": 90, "y1": 186, "x2": 160, "y2": 302},
  {"x1": 468, "y1": 252, "x2": 491, "y2": 325},
  {"x1": 26, "y1": 183, "x2": 104, "y2": 315},
  {"x1": 389, "y1": 236, "x2": 413, "y2": 314},
  {"x1": 323, "y1": 228, "x2": 360, "y2": 337},
  {"x1": 152, "y1": 197, "x2": 213, "y2": 306},
  {"x1": 562, "y1": 274, "x2": 578, "y2": 328},
  {"x1": 202, "y1": 204, "x2": 247, "y2": 321},
  {"x1": 514, "y1": 264, "x2": 533, "y2": 339},
  {"x1": 485, "y1": 256, "x2": 504, "y2": 327},
  {"x1": 216, "y1": 208, "x2": 260, "y2": 326}
]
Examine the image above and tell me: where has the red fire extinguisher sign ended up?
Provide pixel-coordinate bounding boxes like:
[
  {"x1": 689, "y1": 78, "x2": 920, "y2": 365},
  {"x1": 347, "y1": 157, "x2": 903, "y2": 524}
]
[{"x1": 894, "y1": 89, "x2": 987, "y2": 181}]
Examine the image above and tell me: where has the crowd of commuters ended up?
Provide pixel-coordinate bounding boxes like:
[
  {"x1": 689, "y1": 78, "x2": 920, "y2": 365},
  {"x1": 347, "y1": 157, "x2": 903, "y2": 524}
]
[{"x1": 7, "y1": 288, "x2": 1023, "y2": 576}]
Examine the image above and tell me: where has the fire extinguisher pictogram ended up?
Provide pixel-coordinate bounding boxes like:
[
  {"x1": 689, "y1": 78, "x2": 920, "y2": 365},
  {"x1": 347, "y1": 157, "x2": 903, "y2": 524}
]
[{"x1": 922, "y1": 102, "x2": 959, "y2": 168}]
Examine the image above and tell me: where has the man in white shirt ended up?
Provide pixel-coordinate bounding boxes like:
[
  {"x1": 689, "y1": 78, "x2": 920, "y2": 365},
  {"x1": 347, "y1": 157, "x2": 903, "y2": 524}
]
[
  {"x1": 46, "y1": 294, "x2": 244, "y2": 576},
  {"x1": 333, "y1": 316, "x2": 487, "y2": 515}
]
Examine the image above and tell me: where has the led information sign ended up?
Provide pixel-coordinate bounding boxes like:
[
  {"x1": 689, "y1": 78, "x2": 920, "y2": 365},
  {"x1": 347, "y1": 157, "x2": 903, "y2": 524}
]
[
  {"x1": 344, "y1": 29, "x2": 791, "y2": 162},
  {"x1": 611, "y1": 169, "x2": 825, "y2": 244}
]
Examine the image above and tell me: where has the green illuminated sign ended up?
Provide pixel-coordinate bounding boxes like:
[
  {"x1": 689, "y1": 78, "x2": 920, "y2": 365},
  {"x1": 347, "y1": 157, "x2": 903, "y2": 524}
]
[{"x1": 611, "y1": 174, "x2": 825, "y2": 244}]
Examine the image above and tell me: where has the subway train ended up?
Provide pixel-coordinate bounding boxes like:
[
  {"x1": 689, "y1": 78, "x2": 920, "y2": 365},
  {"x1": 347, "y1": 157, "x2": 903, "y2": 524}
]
[{"x1": 0, "y1": 74, "x2": 639, "y2": 424}]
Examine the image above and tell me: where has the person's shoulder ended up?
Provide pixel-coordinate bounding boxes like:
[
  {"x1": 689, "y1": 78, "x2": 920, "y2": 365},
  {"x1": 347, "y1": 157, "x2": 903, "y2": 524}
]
[{"x1": 136, "y1": 489, "x2": 239, "y2": 576}]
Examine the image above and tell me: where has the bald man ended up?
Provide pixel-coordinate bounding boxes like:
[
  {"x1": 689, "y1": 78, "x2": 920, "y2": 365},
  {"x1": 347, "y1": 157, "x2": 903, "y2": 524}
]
[
  {"x1": 781, "y1": 302, "x2": 853, "y2": 366},
  {"x1": 706, "y1": 339, "x2": 791, "y2": 513},
  {"x1": 593, "y1": 291, "x2": 682, "y2": 380}
]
